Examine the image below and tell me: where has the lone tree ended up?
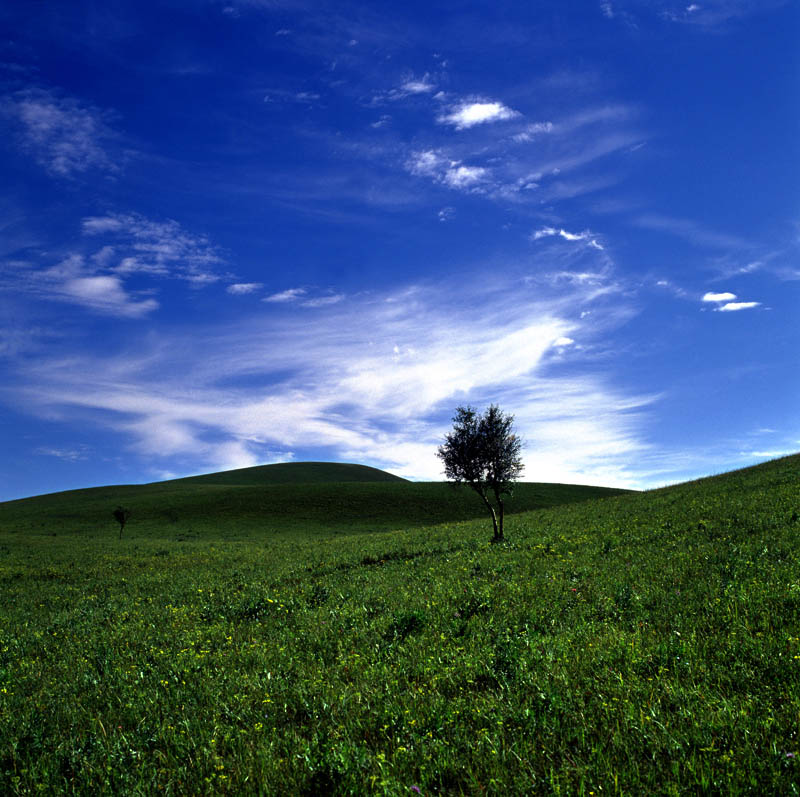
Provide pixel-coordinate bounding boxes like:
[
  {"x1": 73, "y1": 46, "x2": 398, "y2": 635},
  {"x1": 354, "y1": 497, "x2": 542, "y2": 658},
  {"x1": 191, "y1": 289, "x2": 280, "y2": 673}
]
[
  {"x1": 113, "y1": 506, "x2": 131, "y2": 539},
  {"x1": 437, "y1": 405, "x2": 524, "y2": 543}
]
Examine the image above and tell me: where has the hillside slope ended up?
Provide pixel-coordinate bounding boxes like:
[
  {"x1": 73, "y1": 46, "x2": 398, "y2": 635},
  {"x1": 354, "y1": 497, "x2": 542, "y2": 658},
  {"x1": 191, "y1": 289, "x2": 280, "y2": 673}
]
[
  {"x1": 0, "y1": 462, "x2": 629, "y2": 539},
  {"x1": 0, "y1": 454, "x2": 798, "y2": 793}
]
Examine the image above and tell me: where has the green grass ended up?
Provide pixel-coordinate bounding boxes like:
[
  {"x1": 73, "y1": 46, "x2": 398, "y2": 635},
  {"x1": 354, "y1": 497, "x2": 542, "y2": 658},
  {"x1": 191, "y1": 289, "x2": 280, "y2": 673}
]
[
  {"x1": 0, "y1": 462, "x2": 625, "y2": 540},
  {"x1": 0, "y1": 456, "x2": 799, "y2": 794},
  {"x1": 175, "y1": 461, "x2": 410, "y2": 486}
]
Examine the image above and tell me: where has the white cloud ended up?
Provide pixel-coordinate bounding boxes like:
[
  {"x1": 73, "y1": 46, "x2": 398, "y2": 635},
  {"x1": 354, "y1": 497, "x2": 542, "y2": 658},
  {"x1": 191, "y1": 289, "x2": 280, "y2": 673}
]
[
  {"x1": 443, "y1": 165, "x2": 488, "y2": 189},
  {"x1": 62, "y1": 275, "x2": 159, "y2": 317},
  {"x1": 400, "y1": 98, "x2": 640, "y2": 206},
  {"x1": 83, "y1": 217, "x2": 125, "y2": 235},
  {"x1": 264, "y1": 287, "x2": 306, "y2": 303},
  {"x1": 438, "y1": 100, "x2": 520, "y2": 130},
  {"x1": 82, "y1": 213, "x2": 224, "y2": 284},
  {"x1": 35, "y1": 445, "x2": 91, "y2": 461},
  {"x1": 12, "y1": 276, "x2": 653, "y2": 487},
  {"x1": 4, "y1": 251, "x2": 159, "y2": 317},
  {"x1": 700, "y1": 291, "x2": 760, "y2": 311},
  {"x1": 370, "y1": 74, "x2": 437, "y2": 106},
  {"x1": 406, "y1": 150, "x2": 490, "y2": 193},
  {"x1": 227, "y1": 282, "x2": 263, "y2": 295},
  {"x1": 533, "y1": 226, "x2": 604, "y2": 250},
  {"x1": 406, "y1": 149, "x2": 444, "y2": 178},
  {"x1": 702, "y1": 291, "x2": 737, "y2": 302},
  {"x1": 657, "y1": 0, "x2": 787, "y2": 26},
  {"x1": 400, "y1": 74, "x2": 436, "y2": 95},
  {"x1": 512, "y1": 121, "x2": 554, "y2": 142},
  {"x1": 6, "y1": 89, "x2": 120, "y2": 177},
  {"x1": 717, "y1": 301, "x2": 760, "y2": 312},
  {"x1": 438, "y1": 206, "x2": 455, "y2": 222},
  {"x1": 91, "y1": 246, "x2": 116, "y2": 267},
  {"x1": 2, "y1": 214, "x2": 225, "y2": 317}
]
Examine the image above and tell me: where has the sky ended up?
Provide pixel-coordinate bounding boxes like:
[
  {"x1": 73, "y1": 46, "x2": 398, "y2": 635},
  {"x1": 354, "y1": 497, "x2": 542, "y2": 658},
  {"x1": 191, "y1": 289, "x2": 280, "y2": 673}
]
[{"x1": 1, "y1": 0, "x2": 798, "y2": 500}]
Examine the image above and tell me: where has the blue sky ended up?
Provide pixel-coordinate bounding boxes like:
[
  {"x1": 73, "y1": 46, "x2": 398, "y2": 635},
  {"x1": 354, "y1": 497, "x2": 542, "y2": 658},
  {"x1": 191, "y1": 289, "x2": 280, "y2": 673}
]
[{"x1": 1, "y1": 0, "x2": 798, "y2": 500}]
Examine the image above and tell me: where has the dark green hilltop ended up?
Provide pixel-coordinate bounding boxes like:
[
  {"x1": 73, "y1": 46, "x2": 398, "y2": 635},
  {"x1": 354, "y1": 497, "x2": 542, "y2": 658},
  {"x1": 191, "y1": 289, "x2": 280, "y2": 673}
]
[
  {"x1": 173, "y1": 461, "x2": 410, "y2": 486},
  {"x1": 0, "y1": 460, "x2": 628, "y2": 539}
]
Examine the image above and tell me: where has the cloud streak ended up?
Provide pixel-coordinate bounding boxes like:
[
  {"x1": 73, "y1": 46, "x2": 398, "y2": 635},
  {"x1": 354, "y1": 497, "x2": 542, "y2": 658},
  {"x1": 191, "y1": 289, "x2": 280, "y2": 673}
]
[
  {"x1": 9, "y1": 274, "x2": 654, "y2": 486},
  {"x1": 717, "y1": 301, "x2": 760, "y2": 312},
  {"x1": 1, "y1": 213, "x2": 227, "y2": 317},
  {"x1": 4, "y1": 88, "x2": 121, "y2": 177},
  {"x1": 82, "y1": 213, "x2": 224, "y2": 285},
  {"x1": 533, "y1": 226, "x2": 604, "y2": 250},
  {"x1": 701, "y1": 291, "x2": 760, "y2": 311}
]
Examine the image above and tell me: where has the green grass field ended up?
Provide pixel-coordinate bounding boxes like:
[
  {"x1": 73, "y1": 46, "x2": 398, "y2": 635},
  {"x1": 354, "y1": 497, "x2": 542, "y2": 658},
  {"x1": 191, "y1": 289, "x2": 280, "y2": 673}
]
[
  {"x1": 0, "y1": 457, "x2": 798, "y2": 794},
  {"x1": 0, "y1": 462, "x2": 625, "y2": 541}
]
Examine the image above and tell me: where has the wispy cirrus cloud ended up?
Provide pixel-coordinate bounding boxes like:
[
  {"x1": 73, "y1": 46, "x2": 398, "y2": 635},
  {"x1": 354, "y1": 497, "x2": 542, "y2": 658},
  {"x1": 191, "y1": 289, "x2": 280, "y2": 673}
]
[
  {"x1": 634, "y1": 213, "x2": 746, "y2": 249},
  {"x1": 399, "y1": 74, "x2": 436, "y2": 95},
  {"x1": 227, "y1": 282, "x2": 263, "y2": 295},
  {"x1": 659, "y1": 0, "x2": 789, "y2": 26},
  {"x1": 35, "y1": 445, "x2": 91, "y2": 461},
  {"x1": 533, "y1": 226, "x2": 604, "y2": 250},
  {"x1": 301, "y1": 293, "x2": 344, "y2": 308},
  {"x1": 368, "y1": 73, "x2": 438, "y2": 106},
  {"x1": 605, "y1": 0, "x2": 789, "y2": 28},
  {"x1": 60, "y1": 274, "x2": 158, "y2": 317},
  {"x1": 3, "y1": 88, "x2": 122, "y2": 177},
  {"x1": 263, "y1": 287, "x2": 307, "y2": 303},
  {"x1": 405, "y1": 149, "x2": 491, "y2": 193},
  {"x1": 82, "y1": 213, "x2": 224, "y2": 285},
  {"x1": 399, "y1": 95, "x2": 641, "y2": 205},
  {"x1": 512, "y1": 121, "x2": 554, "y2": 142},
  {"x1": 2, "y1": 213, "x2": 226, "y2": 317},
  {"x1": 8, "y1": 252, "x2": 159, "y2": 317},
  {"x1": 9, "y1": 274, "x2": 654, "y2": 486},
  {"x1": 262, "y1": 287, "x2": 343, "y2": 307},
  {"x1": 263, "y1": 88, "x2": 321, "y2": 105}
]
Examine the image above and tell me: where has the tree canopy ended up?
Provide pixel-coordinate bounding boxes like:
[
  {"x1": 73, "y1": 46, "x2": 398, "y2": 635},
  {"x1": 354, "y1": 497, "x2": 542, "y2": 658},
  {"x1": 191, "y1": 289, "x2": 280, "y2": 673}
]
[{"x1": 437, "y1": 405, "x2": 523, "y2": 542}]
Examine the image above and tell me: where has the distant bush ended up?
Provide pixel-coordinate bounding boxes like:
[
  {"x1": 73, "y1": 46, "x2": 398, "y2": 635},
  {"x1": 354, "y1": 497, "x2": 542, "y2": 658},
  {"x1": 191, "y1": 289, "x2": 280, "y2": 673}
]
[{"x1": 112, "y1": 506, "x2": 131, "y2": 539}]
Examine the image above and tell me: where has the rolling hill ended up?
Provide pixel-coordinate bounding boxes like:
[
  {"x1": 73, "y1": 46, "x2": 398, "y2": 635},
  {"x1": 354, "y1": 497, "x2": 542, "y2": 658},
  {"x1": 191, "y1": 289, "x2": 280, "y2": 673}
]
[
  {"x1": 0, "y1": 461, "x2": 629, "y2": 539},
  {"x1": 1, "y1": 454, "x2": 798, "y2": 794},
  {"x1": 173, "y1": 461, "x2": 409, "y2": 485}
]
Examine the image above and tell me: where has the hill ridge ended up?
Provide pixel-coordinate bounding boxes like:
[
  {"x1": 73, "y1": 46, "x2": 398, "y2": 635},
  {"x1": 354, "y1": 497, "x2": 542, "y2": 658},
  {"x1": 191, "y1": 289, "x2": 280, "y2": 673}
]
[{"x1": 172, "y1": 460, "x2": 408, "y2": 486}]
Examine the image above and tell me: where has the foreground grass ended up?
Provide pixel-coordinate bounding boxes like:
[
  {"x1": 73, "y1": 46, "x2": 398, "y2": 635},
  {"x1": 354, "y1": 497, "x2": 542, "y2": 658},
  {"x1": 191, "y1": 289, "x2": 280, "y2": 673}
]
[{"x1": 0, "y1": 456, "x2": 799, "y2": 794}]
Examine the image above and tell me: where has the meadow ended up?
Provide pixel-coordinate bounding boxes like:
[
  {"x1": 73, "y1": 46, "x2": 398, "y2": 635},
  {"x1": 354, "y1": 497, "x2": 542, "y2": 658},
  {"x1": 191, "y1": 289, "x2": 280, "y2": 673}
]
[{"x1": 0, "y1": 457, "x2": 798, "y2": 794}]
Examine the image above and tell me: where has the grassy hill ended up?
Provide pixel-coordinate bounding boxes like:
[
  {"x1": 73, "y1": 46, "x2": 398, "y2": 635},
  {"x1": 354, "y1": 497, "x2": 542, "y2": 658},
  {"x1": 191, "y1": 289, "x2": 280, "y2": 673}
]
[
  {"x1": 175, "y1": 461, "x2": 409, "y2": 485},
  {"x1": 1, "y1": 455, "x2": 799, "y2": 794},
  {"x1": 0, "y1": 461, "x2": 627, "y2": 540}
]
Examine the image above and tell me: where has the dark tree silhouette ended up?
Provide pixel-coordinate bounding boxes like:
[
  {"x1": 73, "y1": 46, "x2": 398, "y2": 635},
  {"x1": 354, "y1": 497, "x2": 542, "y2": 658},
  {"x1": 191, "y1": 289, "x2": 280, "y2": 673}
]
[
  {"x1": 437, "y1": 405, "x2": 524, "y2": 543},
  {"x1": 113, "y1": 506, "x2": 131, "y2": 539}
]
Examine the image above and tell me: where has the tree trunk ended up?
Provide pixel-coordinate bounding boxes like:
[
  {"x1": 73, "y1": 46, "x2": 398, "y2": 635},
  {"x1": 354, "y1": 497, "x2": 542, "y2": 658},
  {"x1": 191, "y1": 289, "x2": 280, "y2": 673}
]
[
  {"x1": 496, "y1": 497, "x2": 504, "y2": 542},
  {"x1": 478, "y1": 493, "x2": 500, "y2": 541}
]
